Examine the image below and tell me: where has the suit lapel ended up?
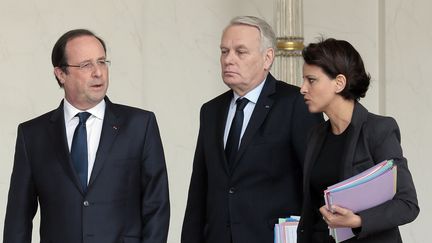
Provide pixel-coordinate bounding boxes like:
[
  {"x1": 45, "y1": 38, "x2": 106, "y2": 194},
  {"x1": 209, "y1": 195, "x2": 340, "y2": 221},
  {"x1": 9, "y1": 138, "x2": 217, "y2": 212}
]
[
  {"x1": 340, "y1": 102, "x2": 369, "y2": 178},
  {"x1": 217, "y1": 92, "x2": 234, "y2": 175},
  {"x1": 48, "y1": 101, "x2": 85, "y2": 194},
  {"x1": 304, "y1": 102, "x2": 369, "y2": 183},
  {"x1": 303, "y1": 123, "x2": 328, "y2": 187},
  {"x1": 88, "y1": 99, "x2": 122, "y2": 186},
  {"x1": 230, "y1": 74, "x2": 275, "y2": 172}
]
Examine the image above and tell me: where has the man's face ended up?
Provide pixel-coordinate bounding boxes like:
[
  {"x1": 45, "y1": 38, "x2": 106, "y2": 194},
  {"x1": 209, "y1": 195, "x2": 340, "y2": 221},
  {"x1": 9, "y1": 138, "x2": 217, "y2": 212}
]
[
  {"x1": 55, "y1": 35, "x2": 109, "y2": 110},
  {"x1": 220, "y1": 24, "x2": 273, "y2": 96}
]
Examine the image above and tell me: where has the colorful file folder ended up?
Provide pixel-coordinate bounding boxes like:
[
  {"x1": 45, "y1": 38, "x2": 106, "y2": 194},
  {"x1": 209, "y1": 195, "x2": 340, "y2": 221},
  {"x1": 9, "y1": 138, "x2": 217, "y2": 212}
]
[
  {"x1": 274, "y1": 216, "x2": 300, "y2": 243},
  {"x1": 324, "y1": 160, "x2": 397, "y2": 242}
]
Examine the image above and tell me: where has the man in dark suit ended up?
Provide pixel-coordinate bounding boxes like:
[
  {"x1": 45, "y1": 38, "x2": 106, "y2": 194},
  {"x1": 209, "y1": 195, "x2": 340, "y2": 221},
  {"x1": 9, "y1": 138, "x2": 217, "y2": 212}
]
[
  {"x1": 3, "y1": 29, "x2": 170, "y2": 243},
  {"x1": 181, "y1": 16, "x2": 323, "y2": 243}
]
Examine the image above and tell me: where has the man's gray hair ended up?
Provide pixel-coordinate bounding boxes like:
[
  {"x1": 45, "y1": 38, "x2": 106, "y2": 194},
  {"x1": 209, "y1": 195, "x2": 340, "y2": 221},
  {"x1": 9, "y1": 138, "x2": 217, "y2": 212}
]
[{"x1": 227, "y1": 16, "x2": 276, "y2": 52}]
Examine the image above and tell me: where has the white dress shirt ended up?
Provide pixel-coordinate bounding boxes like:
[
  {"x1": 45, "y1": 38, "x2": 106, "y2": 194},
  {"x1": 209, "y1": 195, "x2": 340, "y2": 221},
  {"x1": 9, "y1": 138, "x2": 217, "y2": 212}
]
[
  {"x1": 223, "y1": 79, "x2": 266, "y2": 148},
  {"x1": 64, "y1": 99, "x2": 105, "y2": 184}
]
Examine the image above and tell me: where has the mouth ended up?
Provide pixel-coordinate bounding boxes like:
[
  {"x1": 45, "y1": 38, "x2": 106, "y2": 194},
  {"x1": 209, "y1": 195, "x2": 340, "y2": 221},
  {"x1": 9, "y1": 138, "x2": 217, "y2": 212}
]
[
  {"x1": 223, "y1": 71, "x2": 238, "y2": 76},
  {"x1": 90, "y1": 83, "x2": 104, "y2": 89}
]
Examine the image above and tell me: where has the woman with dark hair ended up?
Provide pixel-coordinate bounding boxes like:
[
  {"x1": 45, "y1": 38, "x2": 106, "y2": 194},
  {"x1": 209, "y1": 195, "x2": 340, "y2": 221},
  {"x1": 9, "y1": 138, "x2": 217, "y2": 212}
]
[{"x1": 296, "y1": 38, "x2": 419, "y2": 243}]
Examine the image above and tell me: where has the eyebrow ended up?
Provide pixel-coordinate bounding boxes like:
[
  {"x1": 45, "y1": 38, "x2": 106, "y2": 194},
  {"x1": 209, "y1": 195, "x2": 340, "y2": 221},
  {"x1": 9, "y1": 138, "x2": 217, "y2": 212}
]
[
  {"x1": 220, "y1": 44, "x2": 248, "y2": 49},
  {"x1": 77, "y1": 56, "x2": 107, "y2": 63},
  {"x1": 304, "y1": 74, "x2": 317, "y2": 78}
]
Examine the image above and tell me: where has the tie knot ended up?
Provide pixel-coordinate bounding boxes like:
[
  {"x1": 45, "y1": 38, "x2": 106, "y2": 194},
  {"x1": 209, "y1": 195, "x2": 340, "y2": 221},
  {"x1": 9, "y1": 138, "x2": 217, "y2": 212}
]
[
  {"x1": 236, "y1": 98, "x2": 249, "y2": 111},
  {"x1": 76, "y1": 112, "x2": 91, "y2": 124}
]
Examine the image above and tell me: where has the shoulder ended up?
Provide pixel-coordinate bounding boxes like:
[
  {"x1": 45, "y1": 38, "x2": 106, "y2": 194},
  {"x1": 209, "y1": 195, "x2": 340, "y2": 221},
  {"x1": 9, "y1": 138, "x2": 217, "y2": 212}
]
[
  {"x1": 364, "y1": 113, "x2": 399, "y2": 135},
  {"x1": 107, "y1": 102, "x2": 162, "y2": 136},
  {"x1": 361, "y1": 112, "x2": 401, "y2": 148},
  {"x1": 272, "y1": 80, "x2": 304, "y2": 107},
  {"x1": 266, "y1": 73, "x2": 302, "y2": 97},
  {"x1": 19, "y1": 108, "x2": 58, "y2": 130},
  {"x1": 275, "y1": 80, "x2": 301, "y2": 94},
  {"x1": 200, "y1": 90, "x2": 231, "y2": 111},
  {"x1": 271, "y1": 80, "x2": 319, "y2": 122},
  {"x1": 352, "y1": 102, "x2": 400, "y2": 138},
  {"x1": 109, "y1": 102, "x2": 156, "y2": 119}
]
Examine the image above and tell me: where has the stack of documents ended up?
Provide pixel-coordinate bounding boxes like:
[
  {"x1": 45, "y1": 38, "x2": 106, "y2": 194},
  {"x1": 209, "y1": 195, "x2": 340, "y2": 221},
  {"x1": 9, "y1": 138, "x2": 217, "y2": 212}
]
[
  {"x1": 274, "y1": 216, "x2": 300, "y2": 243},
  {"x1": 324, "y1": 159, "x2": 397, "y2": 242}
]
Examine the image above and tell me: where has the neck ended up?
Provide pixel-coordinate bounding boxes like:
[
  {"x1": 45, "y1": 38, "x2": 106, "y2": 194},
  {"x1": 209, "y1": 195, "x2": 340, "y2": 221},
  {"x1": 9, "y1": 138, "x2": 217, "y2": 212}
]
[
  {"x1": 325, "y1": 98, "x2": 355, "y2": 135},
  {"x1": 230, "y1": 73, "x2": 268, "y2": 97}
]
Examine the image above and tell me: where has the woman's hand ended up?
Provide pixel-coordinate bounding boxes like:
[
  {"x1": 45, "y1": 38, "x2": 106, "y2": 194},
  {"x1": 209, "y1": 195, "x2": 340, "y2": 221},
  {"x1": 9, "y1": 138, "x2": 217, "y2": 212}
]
[{"x1": 320, "y1": 205, "x2": 362, "y2": 228}]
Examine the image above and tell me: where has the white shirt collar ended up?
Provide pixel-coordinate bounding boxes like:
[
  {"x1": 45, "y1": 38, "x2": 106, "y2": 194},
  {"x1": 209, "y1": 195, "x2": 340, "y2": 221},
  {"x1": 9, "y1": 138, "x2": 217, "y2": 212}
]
[
  {"x1": 232, "y1": 78, "x2": 266, "y2": 104},
  {"x1": 63, "y1": 98, "x2": 106, "y2": 122}
]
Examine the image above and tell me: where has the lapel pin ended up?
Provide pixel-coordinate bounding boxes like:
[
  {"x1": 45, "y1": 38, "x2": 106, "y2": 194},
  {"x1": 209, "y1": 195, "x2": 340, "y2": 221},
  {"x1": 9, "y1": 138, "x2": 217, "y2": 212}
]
[
  {"x1": 113, "y1": 126, "x2": 118, "y2": 130},
  {"x1": 265, "y1": 105, "x2": 270, "y2": 109}
]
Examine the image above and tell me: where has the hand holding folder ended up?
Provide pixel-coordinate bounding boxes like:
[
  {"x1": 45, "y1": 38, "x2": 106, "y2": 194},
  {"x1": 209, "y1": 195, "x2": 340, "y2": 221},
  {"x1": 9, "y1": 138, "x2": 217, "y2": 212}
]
[{"x1": 323, "y1": 160, "x2": 397, "y2": 242}]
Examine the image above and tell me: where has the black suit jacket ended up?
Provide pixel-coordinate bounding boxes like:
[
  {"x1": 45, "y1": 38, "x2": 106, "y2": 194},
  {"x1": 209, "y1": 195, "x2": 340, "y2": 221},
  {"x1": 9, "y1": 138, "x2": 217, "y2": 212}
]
[
  {"x1": 3, "y1": 97, "x2": 170, "y2": 243},
  {"x1": 297, "y1": 102, "x2": 419, "y2": 243},
  {"x1": 181, "y1": 74, "x2": 323, "y2": 243}
]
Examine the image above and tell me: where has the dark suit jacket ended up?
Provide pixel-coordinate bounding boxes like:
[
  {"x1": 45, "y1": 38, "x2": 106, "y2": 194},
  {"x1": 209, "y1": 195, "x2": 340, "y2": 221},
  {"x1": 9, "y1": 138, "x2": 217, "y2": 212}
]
[
  {"x1": 297, "y1": 102, "x2": 419, "y2": 243},
  {"x1": 3, "y1": 97, "x2": 170, "y2": 243},
  {"x1": 181, "y1": 74, "x2": 323, "y2": 243}
]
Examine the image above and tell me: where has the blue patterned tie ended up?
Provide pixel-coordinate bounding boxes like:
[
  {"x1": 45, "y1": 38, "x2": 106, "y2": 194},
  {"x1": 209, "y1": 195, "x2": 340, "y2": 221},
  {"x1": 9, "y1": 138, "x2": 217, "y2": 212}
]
[
  {"x1": 71, "y1": 112, "x2": 91, "y2": 191},
  {"x1": 225, "y1": 98, "x2": 249, "y2": 166}
]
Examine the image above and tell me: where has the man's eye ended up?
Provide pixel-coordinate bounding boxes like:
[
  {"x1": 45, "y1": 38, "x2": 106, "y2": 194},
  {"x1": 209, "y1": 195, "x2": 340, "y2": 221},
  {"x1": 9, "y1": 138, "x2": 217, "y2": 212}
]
[{"x1": 80, "y1": 62, "x2": 92, "y2": 69}]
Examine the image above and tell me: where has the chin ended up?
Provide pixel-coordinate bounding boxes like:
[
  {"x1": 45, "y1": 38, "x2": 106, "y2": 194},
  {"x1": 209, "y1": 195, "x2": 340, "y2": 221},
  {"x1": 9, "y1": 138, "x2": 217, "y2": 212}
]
[
  {"x1": 89, "y1": 92, "x2": 106, "y2": 103},
  {"x1": 223, "y1": 78, "x2": 240, "y2": 87},
  {"x1": 306, "y1": 105, "x2": 320, "y2": 114}
]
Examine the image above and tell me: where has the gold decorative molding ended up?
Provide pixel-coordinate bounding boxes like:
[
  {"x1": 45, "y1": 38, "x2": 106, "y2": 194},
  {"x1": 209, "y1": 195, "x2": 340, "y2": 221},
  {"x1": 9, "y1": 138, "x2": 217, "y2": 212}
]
[
  {"x1": 273, "y1": 0, "x2": 303, "y2": 85},
  {"x1": 277, "y1": 37, "x2": 304, "y2": 50},
  {"x1": 276, "y1": 37, "x2": 304, "y2": 56}
]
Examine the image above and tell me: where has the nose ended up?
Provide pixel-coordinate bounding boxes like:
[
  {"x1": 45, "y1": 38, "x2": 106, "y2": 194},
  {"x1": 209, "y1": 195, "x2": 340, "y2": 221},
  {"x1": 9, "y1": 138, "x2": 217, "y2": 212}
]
[
  {"x1": 92, "y1": 64, "x2": 103, "y2": 78},
  {"x1": 300, "y1": 81, "x2": 307, "y2": 95},
  {"x1": 221, "y1": 51, "x2": 234, "y2": 66}
]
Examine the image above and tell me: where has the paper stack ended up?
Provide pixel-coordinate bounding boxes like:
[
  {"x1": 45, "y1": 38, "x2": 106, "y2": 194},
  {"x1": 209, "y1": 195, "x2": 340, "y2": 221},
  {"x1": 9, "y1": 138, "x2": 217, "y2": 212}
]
[
  {"x1": 274, "y1": 216, "x2": 300, "y2": 243},
  {"x1": 324, "y1": 160, "x2": 397, "y2": 242}
]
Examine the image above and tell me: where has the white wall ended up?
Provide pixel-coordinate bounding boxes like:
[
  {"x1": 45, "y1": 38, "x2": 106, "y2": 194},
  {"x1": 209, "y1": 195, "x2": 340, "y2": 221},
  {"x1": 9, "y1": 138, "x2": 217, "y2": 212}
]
[
  {"x1": 0, "y1": 0, "x2": 429, "y2": 242},
  {"x1": 384, "y1": 1, "x2": 432, "y2": 242}
]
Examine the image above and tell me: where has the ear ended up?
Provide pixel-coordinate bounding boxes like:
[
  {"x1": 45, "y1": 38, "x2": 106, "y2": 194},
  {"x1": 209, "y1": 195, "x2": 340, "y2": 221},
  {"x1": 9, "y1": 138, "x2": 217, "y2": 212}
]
[
  {"x1": 54, "y1": 67, "x2": 66, "y2": 85},
  {"x1": 334, "y1": 74, "x2": 347, "y2": 93},
  {"x1": 263, "y1": 48, "x2": 275, "y2": 71}
]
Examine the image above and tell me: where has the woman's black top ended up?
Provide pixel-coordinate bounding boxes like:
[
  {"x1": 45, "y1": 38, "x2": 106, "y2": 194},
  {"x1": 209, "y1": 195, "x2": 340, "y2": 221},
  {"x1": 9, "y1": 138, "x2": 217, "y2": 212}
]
[{"x1": 309, "y1": 125, "x2": 350, "y2": 242}]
